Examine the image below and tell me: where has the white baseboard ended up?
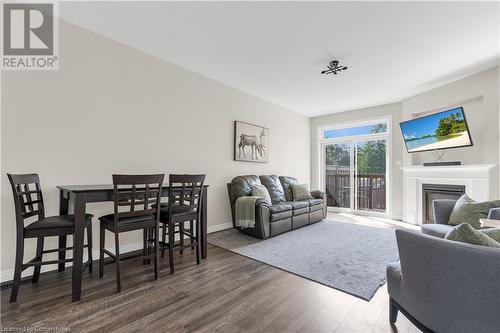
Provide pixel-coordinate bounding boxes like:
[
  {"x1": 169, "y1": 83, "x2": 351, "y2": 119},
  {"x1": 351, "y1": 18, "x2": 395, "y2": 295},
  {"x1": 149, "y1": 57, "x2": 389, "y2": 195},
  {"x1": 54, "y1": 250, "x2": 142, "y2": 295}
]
[
  {"x1": 0, "y1": 222, "x2": 234, "y2": 283},
  {"x1": 207, "y1": 222, "x2": 233, "y2": 233}
]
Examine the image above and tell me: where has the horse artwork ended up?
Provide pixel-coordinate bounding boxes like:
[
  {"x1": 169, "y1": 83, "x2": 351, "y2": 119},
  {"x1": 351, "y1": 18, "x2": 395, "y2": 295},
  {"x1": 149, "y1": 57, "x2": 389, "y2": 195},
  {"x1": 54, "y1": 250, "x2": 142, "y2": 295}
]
[{"x1": 234, "y1": 121, "x2": 269, "y2": 163}]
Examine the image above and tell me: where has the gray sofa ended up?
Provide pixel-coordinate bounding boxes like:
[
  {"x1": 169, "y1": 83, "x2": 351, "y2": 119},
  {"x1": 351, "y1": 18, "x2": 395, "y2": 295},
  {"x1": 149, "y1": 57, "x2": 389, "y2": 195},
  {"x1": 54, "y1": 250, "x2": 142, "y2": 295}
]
[
  {"x1": 422, "y1": 199, "x2": 500, "y2": 238},
  {"x1": 227, "y1": 175, "x2": 327, "y2": 239},
  {"x1": 387, "y1": 229, "x2": 500, "y2": 333}
]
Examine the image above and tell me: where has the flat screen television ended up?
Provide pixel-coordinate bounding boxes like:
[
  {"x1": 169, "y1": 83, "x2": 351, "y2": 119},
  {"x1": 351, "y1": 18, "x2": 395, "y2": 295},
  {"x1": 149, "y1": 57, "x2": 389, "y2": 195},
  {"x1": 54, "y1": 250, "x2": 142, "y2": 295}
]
[{"x1": 400, "y1": 107, "x2": 473, "y2": 153}]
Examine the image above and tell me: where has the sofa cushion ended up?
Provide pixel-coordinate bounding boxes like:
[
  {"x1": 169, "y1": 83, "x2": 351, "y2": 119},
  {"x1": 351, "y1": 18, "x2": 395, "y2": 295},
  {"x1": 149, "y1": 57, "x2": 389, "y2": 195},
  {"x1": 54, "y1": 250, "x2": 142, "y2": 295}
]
[
  {"x1": 251, "y1": 184, "x2": 272, "y2": 205},
  {"x1": 421, "y1": 223, "x2": 454, "y2": 238},
  {"x1": 230, "y1": 175, "x2": 261, "y2": 205},
  {"x1": 269, "y1": 203, "x2": 292, "y2": 214},
  {"x1": 260, "y1": 175, "x2": 287, "y2": 204},
  {"x1": 445, "y1": 223, "x2": 500, "y2": 248},
  {"x1": 279, "y1": 176, "x2": 298, "y2": 201},
  {"x1": 284, "y1": 201, "x2": 308, "y2": 210},
  {"x1": 283, "y1": 201, "x2": 309, "y2": 216},
  {"x1": 448, "y1": 194, "x2": 500, "y2": 229},
  {"x1": 269, "y1": 203, "x2": 293, "y2": 221},
  {"x1": 308, "y1": 198, "x2": 323, "y2": 207},
  {"x1": 270, "y1": 211, "x2": 293, "y2": 222}
]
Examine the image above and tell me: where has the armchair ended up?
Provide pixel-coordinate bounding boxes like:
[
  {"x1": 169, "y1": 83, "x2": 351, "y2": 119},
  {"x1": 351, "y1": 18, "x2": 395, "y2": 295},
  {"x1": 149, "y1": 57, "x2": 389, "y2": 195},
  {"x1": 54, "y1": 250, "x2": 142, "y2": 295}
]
[
  {"x1": 422, "y1": 199, "x2": 500, "y2": 238},
  {"x1": 387, "y1": 229, "x2": 500, "y2": 333}
]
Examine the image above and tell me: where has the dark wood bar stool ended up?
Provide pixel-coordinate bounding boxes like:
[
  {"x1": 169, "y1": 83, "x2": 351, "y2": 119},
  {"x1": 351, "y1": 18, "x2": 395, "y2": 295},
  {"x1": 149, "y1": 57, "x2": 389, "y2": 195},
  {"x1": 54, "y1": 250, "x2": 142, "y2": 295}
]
[
  {"x1": 7, "y1": 173, "x2": 93, "y2": 303},
  {"x1": 98, "y1": 174, "x2": 164, "y2": 292},
  {"x1": 159, "y1": 174, "x2": 206, "y2": 274}
]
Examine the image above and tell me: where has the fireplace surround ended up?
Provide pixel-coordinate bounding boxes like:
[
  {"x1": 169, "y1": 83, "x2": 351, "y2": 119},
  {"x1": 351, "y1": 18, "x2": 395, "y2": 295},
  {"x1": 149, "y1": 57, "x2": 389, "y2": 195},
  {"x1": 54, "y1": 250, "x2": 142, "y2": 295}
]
[{"x1": 402, "y1": 164, "x2": 495, "y2": 225}]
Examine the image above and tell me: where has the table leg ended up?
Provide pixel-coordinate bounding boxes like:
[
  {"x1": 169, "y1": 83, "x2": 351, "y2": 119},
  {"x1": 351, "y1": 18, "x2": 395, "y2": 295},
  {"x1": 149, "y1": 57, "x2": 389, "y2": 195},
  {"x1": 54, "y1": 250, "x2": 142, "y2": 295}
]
[
  {"x1": 72, "y1": 193, "x2": 86, "y2": 302},
  {"x1": 201, "y1": 187, "x2": 207, "y2": 259},
  {"x1": 58, "y1": 190, "x2": 69, "y2": 272}
]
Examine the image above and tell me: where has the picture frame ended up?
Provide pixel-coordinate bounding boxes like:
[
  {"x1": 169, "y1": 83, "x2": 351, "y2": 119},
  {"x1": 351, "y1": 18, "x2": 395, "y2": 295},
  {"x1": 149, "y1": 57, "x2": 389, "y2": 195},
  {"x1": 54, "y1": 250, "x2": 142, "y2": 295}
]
[{"x1": 234, "y1": 121, "x2": 269, "y2": 163}]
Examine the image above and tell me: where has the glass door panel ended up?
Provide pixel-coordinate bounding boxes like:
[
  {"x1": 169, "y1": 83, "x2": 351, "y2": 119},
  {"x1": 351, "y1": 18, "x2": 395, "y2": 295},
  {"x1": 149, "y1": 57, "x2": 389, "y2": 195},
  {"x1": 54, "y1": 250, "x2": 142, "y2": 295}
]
[
  {"x1": 355, "y1": 140, "x2": 387, "y2": 212},
  {"x1": 324, "y1": 143, "x2": 351, "y2": 208}
]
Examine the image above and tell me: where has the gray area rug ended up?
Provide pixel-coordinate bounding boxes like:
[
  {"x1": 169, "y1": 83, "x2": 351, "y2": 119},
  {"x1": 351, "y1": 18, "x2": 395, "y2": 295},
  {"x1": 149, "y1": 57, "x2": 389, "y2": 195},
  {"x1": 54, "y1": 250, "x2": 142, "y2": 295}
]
[{"x1": 209, "y1": 220, "x2": 399, "y2": 300}]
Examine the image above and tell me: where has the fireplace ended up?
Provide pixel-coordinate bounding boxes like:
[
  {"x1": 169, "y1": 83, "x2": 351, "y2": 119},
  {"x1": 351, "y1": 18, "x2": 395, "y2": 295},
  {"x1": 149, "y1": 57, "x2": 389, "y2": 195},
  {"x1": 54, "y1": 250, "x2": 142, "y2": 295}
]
[
  {"x1": 402, "y1": 165, "x2": 494, "y2": 225},
  {"x1": 422, "y1": 184, "x2": 465, "y2": 224}
]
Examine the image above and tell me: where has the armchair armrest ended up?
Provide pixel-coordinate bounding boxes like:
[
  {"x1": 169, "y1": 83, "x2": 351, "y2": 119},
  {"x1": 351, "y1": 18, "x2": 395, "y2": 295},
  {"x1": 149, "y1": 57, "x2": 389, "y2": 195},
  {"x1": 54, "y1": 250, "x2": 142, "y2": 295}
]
[
  {"x1": 487, "y1": 207, "x2": 500, "y2": 220},
  {"x1": 311, "y1": 190, "x2": 328, "y2": 219},
  {"x1": 432, "y1": 199, "x2": 457, "y2": 225},
  {"x1": 310, "y1": 190, "x2": 325, "y2": 199},
  {"x1": 386, "y1": 261, "x2": 402, "y2": 301}
]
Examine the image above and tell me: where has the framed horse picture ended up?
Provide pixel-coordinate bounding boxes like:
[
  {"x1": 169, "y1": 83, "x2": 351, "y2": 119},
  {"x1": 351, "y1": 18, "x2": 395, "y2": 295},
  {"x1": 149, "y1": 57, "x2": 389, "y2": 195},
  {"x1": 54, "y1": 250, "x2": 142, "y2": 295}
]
[{"x1": 234, "y1": 121, "x2": 269, "y2": 163}]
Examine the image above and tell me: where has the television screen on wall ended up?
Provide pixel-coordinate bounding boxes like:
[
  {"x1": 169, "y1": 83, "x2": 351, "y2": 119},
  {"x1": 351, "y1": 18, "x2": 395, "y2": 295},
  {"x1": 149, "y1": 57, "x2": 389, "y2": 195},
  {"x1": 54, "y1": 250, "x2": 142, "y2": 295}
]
[{"x1": 399, "y1": 107, "x2": 473, "y2": 153}]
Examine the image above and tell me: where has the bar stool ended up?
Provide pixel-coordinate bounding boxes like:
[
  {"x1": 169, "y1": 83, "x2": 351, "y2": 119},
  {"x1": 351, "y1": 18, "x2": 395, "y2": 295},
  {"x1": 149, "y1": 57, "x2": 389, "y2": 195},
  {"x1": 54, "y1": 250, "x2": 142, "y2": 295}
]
[
  {"x1": 158, "y1": 174, "x2": 205, "y2": 274},
  {"x1": 7, "y1": 173, "x2": 93, "y2": 303},
  {"x1": 98, "y1": 174, "x2": 164, "y2": 292}
]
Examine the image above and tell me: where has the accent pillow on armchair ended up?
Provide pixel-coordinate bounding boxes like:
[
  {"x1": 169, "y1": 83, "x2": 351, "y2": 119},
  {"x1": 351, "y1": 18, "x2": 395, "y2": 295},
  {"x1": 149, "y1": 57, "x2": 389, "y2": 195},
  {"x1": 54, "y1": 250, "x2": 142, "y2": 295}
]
[
  {"x1": 445, "y1": 223, "x2": 500, "y2": 248},
  {"x1": 448, "y1": 194, "x2": 500, "y2": 229}
]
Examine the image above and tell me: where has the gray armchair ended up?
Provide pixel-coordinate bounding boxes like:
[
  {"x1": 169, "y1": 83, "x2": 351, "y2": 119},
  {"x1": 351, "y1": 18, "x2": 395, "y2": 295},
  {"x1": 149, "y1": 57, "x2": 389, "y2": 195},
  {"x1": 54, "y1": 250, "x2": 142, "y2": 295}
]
[
  {"x1": 422, "y1": 199, "x2": 500, "y2": 238},
  {"x1": 387, "y1": 229, "x2": 500, "y2": 333}
]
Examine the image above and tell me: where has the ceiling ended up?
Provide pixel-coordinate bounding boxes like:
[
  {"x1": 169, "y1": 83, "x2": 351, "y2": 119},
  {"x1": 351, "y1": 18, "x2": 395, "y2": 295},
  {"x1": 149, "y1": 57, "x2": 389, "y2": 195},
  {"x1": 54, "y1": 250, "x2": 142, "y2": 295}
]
[{"x1": 59, "y1": 1, "x2": 499, "y2": 117}]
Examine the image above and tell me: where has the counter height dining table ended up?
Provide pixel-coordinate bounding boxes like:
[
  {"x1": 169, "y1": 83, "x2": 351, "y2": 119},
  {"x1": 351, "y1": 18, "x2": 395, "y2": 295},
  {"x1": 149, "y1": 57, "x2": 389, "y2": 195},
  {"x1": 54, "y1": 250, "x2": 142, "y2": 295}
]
[{"x1": 57, "y1": 184, "x2": 208, "y2": 302}]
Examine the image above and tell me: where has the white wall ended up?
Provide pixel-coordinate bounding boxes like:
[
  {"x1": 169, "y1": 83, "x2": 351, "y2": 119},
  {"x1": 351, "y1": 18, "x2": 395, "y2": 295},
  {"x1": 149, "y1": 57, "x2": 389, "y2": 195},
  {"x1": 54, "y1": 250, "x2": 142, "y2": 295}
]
[
  {"x1": 310, "y1": 103, "x2": 403, "y2": 219},
  {"x1": 0, "y1": 22, "x2": 310, "y2": 280},
  {"x1": 402, "y1": 67, "x2": 499, "y2": 198}
]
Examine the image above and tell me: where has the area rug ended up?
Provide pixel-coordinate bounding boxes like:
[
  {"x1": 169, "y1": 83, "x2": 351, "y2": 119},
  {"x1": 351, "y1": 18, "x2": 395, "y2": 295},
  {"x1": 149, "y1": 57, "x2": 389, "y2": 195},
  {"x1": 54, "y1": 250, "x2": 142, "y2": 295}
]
[{"x1": 208, "y1": 220, "x2": 399, "y2": 300}]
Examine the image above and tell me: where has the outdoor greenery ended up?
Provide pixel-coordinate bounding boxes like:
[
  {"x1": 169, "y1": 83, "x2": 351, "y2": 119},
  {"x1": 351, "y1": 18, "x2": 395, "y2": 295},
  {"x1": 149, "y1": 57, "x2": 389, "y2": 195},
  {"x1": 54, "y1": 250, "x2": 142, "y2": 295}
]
[
  {"x1": 325, "y1": 144, "x2": 350, "y2": 166},
  {"x1": 325, "y1": 124, "x2": 386, "y2": 174},
  {"x1": 357, "y1": 124, "x2": 386, "y2": 174},
  {"x1": 435, "y1": 112, "x2": 466, "y2": 137}
]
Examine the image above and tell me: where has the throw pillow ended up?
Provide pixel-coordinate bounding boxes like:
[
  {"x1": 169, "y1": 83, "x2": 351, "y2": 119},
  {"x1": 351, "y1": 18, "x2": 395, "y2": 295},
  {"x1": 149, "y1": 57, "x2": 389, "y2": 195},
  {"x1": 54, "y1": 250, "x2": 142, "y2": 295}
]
[
  {"x1": 291, "y1": 184, "x2": 313, "y2": 201},
  {"x1": 481, "y1": 228, "x2": 500, "y2": 243},
  {"x1": 448, "y1": 194, "x2": 500, "y2": 229},
  {"x1": 251, "y1": 184, "x2": 272, "y2": 205},
  {"x1": 445, "y1": 223, "x2": 500, "y2": 248}
]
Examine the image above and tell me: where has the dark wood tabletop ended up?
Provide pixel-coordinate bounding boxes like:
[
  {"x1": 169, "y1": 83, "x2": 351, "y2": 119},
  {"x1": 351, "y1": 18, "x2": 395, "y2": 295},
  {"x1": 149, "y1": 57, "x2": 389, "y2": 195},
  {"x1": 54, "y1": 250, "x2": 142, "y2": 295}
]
[{"x1": 57, "y1": 184, "x2": 209, "y2": 192}]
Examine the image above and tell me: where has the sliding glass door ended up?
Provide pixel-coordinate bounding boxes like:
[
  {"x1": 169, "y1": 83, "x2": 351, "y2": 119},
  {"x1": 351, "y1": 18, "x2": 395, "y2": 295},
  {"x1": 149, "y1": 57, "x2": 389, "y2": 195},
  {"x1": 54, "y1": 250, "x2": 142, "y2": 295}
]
[
  {"x1": 321, "y1": 120, "x2": 389, "y2": 215},
  {"x1": 355, "y1": 140, "x2": 387, "y2": 212},
  {"x1": 324, "y1": 143, "x2": 351, "y2": 209}
]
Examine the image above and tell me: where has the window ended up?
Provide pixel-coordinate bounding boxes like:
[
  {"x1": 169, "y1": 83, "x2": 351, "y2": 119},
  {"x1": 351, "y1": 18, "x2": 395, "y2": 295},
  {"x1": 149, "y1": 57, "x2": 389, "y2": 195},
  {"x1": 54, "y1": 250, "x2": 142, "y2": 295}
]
[{"x1": 323, "y1": 123, "x2": 387, "y2": 139}]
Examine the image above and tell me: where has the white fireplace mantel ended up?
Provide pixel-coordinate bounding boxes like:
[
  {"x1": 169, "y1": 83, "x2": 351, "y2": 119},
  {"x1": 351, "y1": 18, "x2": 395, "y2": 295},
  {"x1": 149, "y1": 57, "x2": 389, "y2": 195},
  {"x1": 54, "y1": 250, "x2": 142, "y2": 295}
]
[{"x1": 401, "y1": 164, "x2": 496, "y2": 225}]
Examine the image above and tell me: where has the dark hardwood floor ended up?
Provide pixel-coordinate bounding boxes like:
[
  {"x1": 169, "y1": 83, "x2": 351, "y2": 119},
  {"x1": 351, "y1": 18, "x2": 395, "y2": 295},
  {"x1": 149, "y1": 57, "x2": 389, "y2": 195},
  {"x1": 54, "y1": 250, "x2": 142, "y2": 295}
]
[{"x1": 1, "y1": 225, "x2": 418, "y2": 332}]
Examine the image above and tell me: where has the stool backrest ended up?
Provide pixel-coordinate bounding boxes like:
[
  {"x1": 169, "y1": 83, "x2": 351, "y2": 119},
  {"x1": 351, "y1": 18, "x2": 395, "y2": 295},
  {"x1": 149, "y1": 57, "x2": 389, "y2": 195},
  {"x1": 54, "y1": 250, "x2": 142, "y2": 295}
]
[
  {"x1": 168, "y1": 174, "x2": 206, "y2": 222},
  {"x1": 112, "y1": 174, "x2": 165, "y2": 224},
  {"x1": 7, "y1": 173, "x2": 45, "y2": 232}
]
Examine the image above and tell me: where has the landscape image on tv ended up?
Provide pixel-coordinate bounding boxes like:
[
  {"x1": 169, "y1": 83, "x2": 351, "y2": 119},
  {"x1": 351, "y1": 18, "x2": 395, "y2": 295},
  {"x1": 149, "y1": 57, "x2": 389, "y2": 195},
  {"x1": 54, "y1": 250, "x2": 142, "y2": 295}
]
[{"x1": 400, "y1": 107, "x2": 472, "y2": 153}]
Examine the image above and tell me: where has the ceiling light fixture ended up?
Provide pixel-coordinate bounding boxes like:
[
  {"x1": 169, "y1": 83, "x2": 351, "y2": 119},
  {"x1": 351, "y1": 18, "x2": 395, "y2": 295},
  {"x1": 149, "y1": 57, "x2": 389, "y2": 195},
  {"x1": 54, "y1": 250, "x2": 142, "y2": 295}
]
[{"x1": 321, "y1": 60, "x2": 348, "y2": 75}]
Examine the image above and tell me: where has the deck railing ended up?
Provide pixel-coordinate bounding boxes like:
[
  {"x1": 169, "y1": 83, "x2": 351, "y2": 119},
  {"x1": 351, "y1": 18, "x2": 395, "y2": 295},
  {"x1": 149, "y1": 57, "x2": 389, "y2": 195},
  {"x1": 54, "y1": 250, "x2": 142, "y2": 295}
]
[{"x1": 325, "y1": 170, "x2": 386, "y2": 211}]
